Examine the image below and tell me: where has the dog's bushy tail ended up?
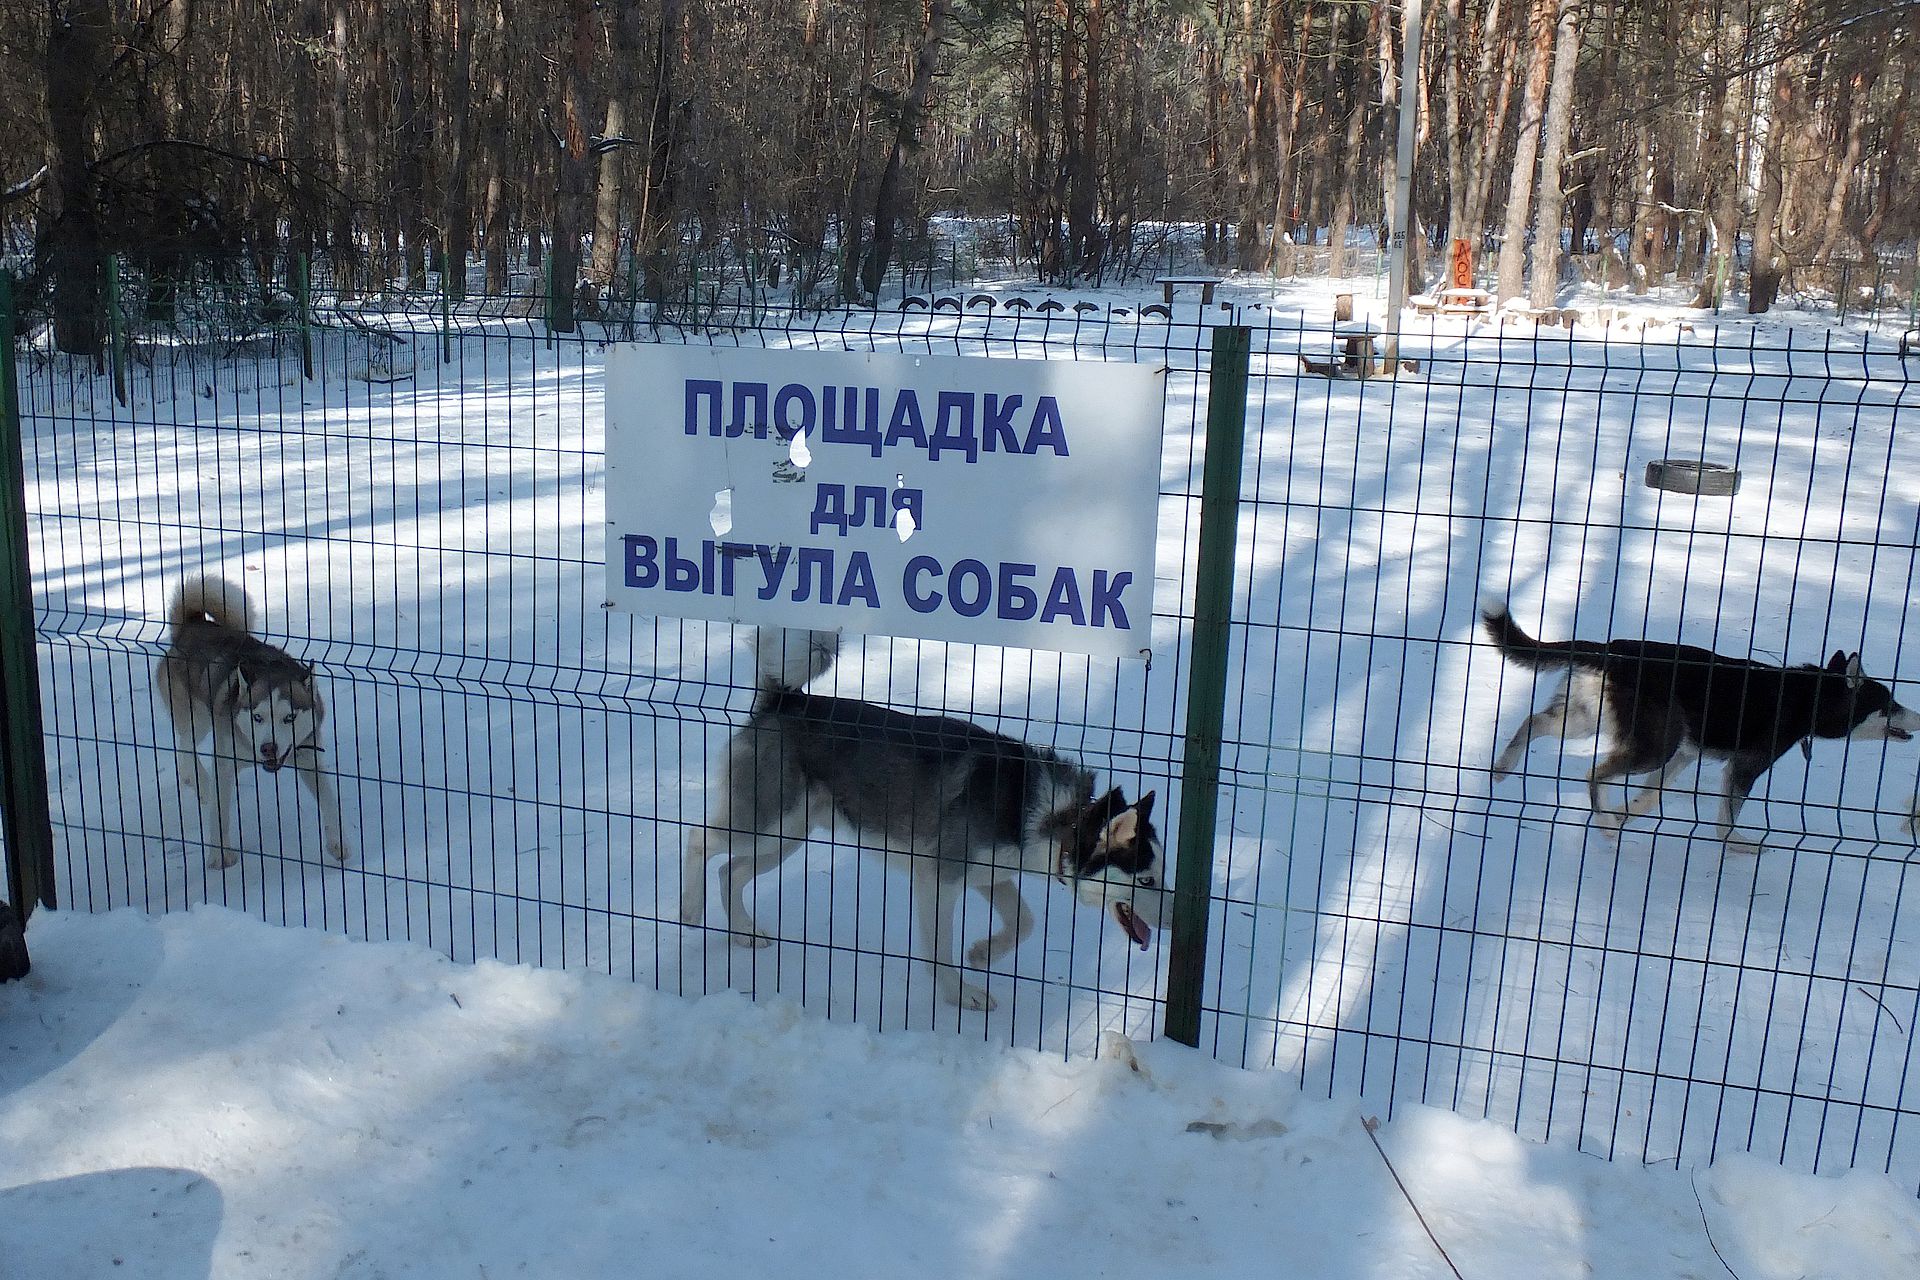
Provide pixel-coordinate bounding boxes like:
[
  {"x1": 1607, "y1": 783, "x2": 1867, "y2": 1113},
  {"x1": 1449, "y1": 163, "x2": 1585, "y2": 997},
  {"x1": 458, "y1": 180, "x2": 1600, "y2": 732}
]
[
  {"x1": 167, "y1": 574, "x2": 255, "y2": 638},
  {"x1": 1482, "y1": 606, "x2": 1598, "y2": 669},
  {"x1": 752, "y1": 627, "x2": 841, "y2": 695}
]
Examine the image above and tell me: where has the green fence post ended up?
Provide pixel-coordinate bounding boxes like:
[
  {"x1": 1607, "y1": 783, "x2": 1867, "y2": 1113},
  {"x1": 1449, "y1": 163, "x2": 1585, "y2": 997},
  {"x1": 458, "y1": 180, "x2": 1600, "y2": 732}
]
[
  {"x1": 1163, "y1": 323, "x2": 1252, "y2": 1048},
  {"x1": 295, "y1": 252, "x2": 314, "y2": 381},
  {"x1": 0, "y1": 272, "x2": 58, "y2": 920},
  {"x1": 440, "y1": 271, "x2": 452, "y2": 366},
  {"x1": 105, "y1": 254, "x2": 128, "y2": 407}
]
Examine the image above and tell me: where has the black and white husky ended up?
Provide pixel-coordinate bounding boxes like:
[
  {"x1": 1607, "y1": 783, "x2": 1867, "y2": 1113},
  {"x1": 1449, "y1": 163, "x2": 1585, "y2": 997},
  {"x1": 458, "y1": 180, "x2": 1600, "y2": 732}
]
[
  {"x1": 680, "y1": 630, "x2": 1168, "y2": 1010},
  {"x1": 155, "y1": 575, "x2": 351, "y2": 869},
  {"x1": 1484, "y1": 608, "x2": 1918, "y2": 849}
]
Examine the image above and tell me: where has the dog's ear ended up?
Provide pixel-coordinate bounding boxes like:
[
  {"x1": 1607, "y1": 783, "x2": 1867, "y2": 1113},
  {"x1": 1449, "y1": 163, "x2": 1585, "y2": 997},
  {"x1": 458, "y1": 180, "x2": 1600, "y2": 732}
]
[
  {"x1": 1096, "y1": 806, "x2": 1141, "y2": 853},
  {"x1": 1845, "y1": 652, "x2": 1864, "y2": 689},
  {"x1": 1134, "y1": 790, "x2": 1156, "y2": 823},
  {"x1": 1828, "y1": 649, "x2": 1849, "y2": 673},
  {"x1": 1077, "y1": 788, "x2": 1126, "y2": 843},
  {"x1": 228, "y1": 669, "x2": 251, "y2": 701}
]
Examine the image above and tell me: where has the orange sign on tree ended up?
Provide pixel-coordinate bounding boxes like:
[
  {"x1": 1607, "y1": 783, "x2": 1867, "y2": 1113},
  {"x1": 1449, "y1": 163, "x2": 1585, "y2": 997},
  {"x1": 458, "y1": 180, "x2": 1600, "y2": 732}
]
[{"x1": 1449, "y1": 238, "x2": 1474, "y2": 291}]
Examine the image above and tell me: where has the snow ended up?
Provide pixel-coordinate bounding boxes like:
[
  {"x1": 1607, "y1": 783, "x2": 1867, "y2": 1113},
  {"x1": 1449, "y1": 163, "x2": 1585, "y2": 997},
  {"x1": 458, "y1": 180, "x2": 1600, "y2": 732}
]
[
  {"x1": 10, "y1": 270, "x2": 1920, "y2": 1254},
  {"x1": 4, "y1": 906, "x2": 1919, "y2": 1279}
]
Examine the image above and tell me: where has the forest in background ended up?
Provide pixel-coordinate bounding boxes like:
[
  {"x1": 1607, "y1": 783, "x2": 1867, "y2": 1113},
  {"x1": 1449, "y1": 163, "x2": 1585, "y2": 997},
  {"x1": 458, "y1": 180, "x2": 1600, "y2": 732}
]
[{"x1": 0, "y1": 0, "x2": 1915, "y2": 350}]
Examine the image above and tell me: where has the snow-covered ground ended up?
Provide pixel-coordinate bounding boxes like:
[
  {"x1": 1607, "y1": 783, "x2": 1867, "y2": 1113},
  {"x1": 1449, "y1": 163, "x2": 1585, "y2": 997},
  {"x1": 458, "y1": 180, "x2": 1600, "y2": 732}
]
[
  {"x1": 11, "y1": 272, "x2": 1920, "y2": 1206},
  {"x1": 5, "y1": 906, "x2": 1919, "y2": 1280}
]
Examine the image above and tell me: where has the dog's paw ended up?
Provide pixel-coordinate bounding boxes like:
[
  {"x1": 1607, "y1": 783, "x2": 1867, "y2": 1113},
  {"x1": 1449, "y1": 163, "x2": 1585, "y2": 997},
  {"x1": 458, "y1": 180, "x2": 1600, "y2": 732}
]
[
  {"x1": 965, "y1": 939, "x2": 997, "y2": 969},
  {"x1": 954, "y1": 984, "x2": 997, "y2": 1012},
  {"x1": 1724, "y1": 832, "x2": 1764, "y2": 855},
  {"x1": 206, "y1": 847, "x2": 240, "y2": 871},
  {"x1": 326, "y1": 840, "x2": 352, "y2": 864},
  {"x1": 731, "y1": 929, "x2": 775, "y2": 950}
]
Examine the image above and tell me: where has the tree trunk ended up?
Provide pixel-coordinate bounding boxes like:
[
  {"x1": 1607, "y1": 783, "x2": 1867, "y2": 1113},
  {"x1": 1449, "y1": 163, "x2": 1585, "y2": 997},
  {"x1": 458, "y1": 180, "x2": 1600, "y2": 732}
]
[
  {"x1": 1058, "y1": 0, "x2": 1089, "y2": 272},
  {"x1": 479, "y1": 0, "x2": 511, "y2": 294},
  {"x1": 1749, "y1": 40, "x2": 1795, "y2": 313},
  {"x1": 836, "y1": 0, "x2": 877, "y2": 301},
  {"x1": 548, "y1": 0, "x2": 598, "y2": 330},
  {"x1": 1495, "y1": 0, "x2": 1552, "y2": 304},
  {"x1": 442, "y1": 0, "x2": 477, "y2": 300},
  {"x1": 1018, "y1": 0, "x2": 1058, "y2": 276},
  {"x1": 1270, "y1": 0, "x2": 1312, "y2": 270},
  {"x1": 1525, "y1": 0, "x2": 1582, "y2": 308},
  {"x1": 394, "y1": 4, "x2": 431, "y2": 288},
  {"x1": 1069, "y1": 0, "x2": 1105, "y2": 277},
  {"x1": 1235, "y1": 0, "x2": 1275, "y2": 272},
  {"x1": 1860, "y1": 67, "x2": 1912, "y2": 251},
  {"x1": 1328, "y1": 3, "x2": 1370, "y2": 278},
  {"x1": 590, "y1": 0, "x2": 644, "y2": 288},
  {"x1": 791, "y1": 0, "x2": 835, "y2": 291},
  {"x1": 860, "y1": 0, "x2": 956, "y2": 298},
  {"x1": 1461, "y1": 12, "x2": 1516, "y2": 243},
  {"x1": 44, "y1": 0, "x2": 112, "y2": 356},
  {"x1": 1813, "y1": 67, "x2": 1876, "y2": 263},
  {"x1": 1691, "y1": 15, "x2": 1744, "y2": 310},
  {"x1": 638, "y1": 0, "x2": 686, "y2": 303},
  {"x1": 331, "y1": 0, "x2": 358, "y2": 293},
  {"x1": 1110, "y1": 16, "x2": 1148, "y2": 270},
  {"x1": 145, "y1": 0, "x2": 196, "y2": 323},
  {"x1": 1201, "y1": 36, "x2": 1225, "y2": 266},
  {"x1": 1441, "y1": 0, "x2": 1467, "y2": 237},
  {"x1": 365, "y1": 1, "x2": 394, "y2": 288}
]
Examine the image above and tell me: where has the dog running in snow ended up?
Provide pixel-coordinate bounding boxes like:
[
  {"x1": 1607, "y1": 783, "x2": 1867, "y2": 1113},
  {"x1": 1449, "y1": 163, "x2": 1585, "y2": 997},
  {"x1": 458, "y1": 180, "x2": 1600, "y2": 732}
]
[
  {"x1": 1484, "y1": 608, "x2": 1917, "y2": 849},
  {"x1": 155, "y1": 575, "x2": 351, "y2": 868},
  {"x1": 680, "y1": 629, "x2": 1168, "y2": 1011}
]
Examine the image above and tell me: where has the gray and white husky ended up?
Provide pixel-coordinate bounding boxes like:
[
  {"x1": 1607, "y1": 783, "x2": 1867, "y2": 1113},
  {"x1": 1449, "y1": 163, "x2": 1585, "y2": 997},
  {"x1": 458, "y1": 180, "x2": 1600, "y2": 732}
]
[
  {"x1": 680, "y1": 630, "x2": 1168, "y2": 1010},
  {"x1": 155, "y1": 575, "x2": 351, "y2": 868},
  {"x1": 1485, "y1": 607, "x2": 1919, "y2": 849}
]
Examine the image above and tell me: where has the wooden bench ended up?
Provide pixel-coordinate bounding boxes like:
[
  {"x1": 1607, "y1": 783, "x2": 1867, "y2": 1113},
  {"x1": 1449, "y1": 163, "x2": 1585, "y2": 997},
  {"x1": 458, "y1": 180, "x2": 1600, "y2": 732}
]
[
  {"x1": 1507, "y1": 305, "x2": 1580, "y2": 329},
  {"x1": 1437, "y1": 287, "x2": 1493, "y2": 316},
  {"x1": 1155, "y1": 276, "x2": 1221, "y2": 305}
]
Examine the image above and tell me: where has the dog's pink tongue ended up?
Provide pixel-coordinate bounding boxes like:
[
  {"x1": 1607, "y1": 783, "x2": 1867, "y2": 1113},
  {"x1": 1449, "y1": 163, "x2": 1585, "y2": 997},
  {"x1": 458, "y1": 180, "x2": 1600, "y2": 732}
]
[{"x1": 1113, "y1": 902, "x2": 1151, "y2": 950}]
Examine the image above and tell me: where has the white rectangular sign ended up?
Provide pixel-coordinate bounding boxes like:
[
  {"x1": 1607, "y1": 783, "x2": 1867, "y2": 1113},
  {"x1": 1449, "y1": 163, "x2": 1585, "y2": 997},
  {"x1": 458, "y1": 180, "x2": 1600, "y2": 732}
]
[{"x1": 604, "y1": 345, "x2": 1167, "y2": 659}]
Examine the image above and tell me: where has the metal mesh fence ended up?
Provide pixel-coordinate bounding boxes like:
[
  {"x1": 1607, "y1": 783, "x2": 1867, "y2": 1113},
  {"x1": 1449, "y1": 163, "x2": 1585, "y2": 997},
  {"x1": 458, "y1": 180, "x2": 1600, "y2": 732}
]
[{"x1": 8, "y1": 262, "x2": 1920, "y2": 1189}]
